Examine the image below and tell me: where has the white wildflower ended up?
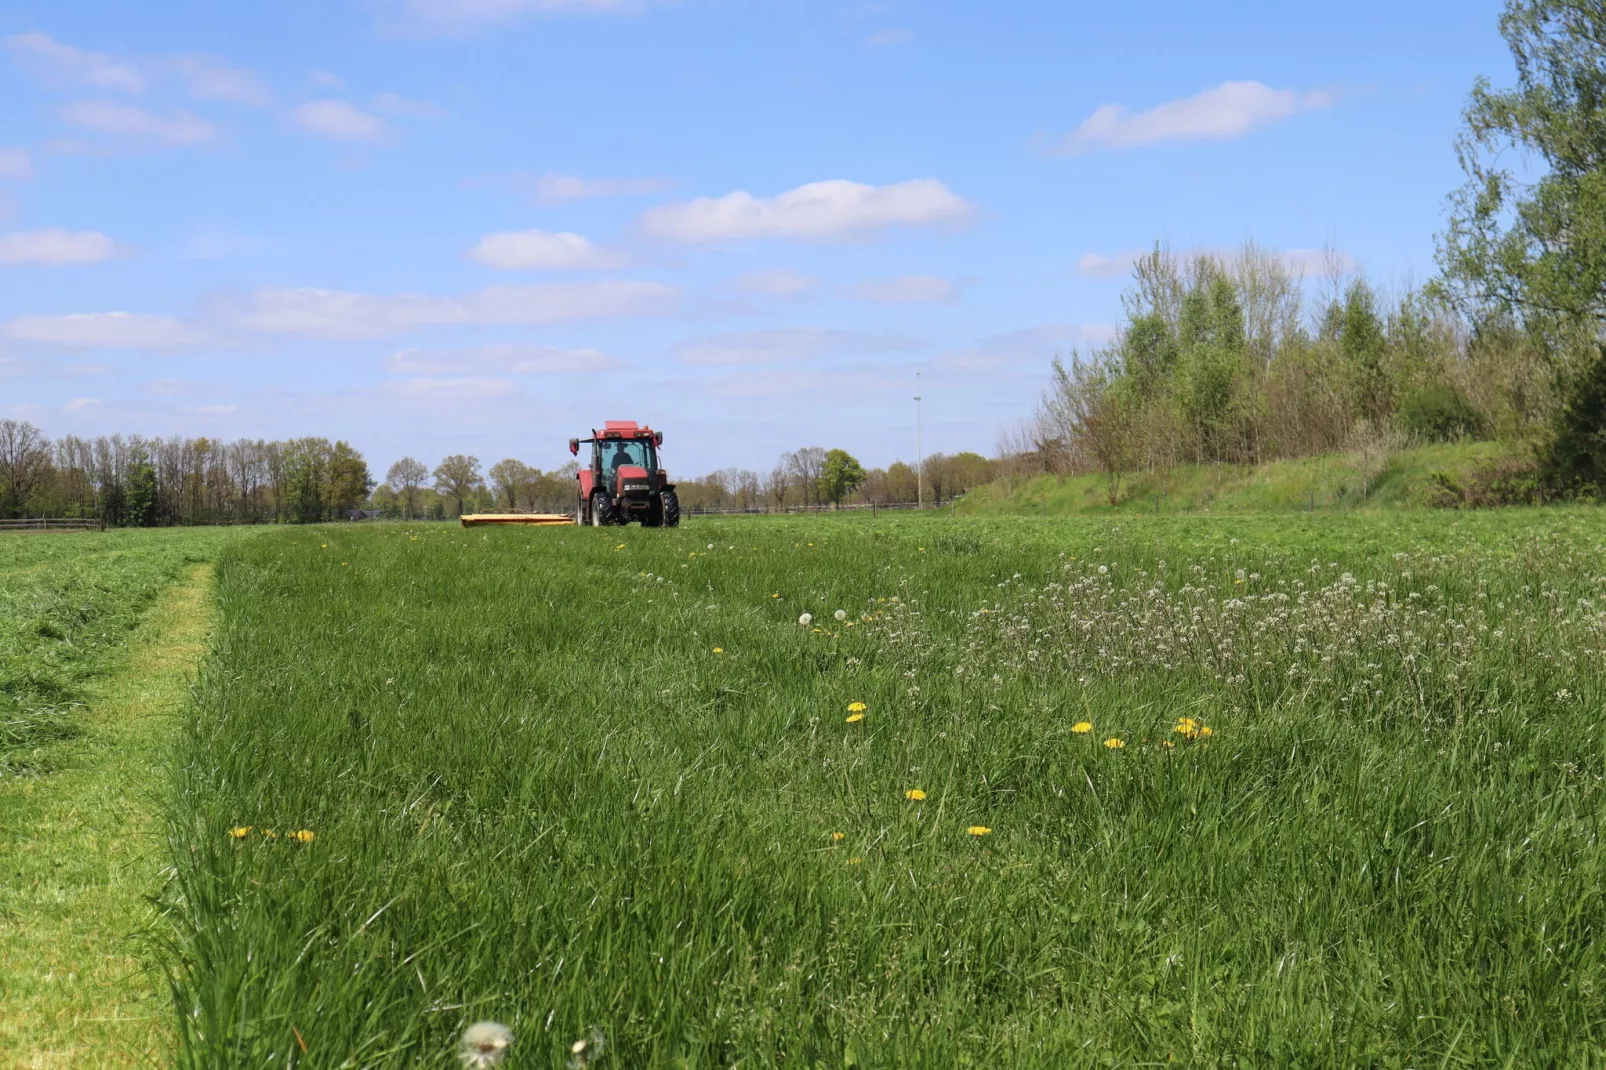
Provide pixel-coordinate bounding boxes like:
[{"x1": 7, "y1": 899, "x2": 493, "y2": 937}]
[{"x1": 799, "y1": 613, "x2": 813, "y2": 628}]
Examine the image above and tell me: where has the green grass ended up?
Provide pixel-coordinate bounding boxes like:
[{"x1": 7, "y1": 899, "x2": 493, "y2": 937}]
[
  {"x1": 0, "y1": 563, "x2": 216, "y2": 1068},
  {"x1": 160, "y1": 513, "x2": 1606, "y2": 1066},
  {"x1": 0, "y1": 528, "x2": 237, "y2": 779},
  {"x1": 957, "y1": 441, "x2": 1521, "y2": 515}
]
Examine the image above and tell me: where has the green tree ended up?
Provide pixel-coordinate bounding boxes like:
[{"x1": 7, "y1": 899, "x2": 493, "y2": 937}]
[
  {"x1": 817, "y1": 449, "x2": 867, "y2": 507},
  {"x1": 127, "y1": 460, "x2": 158, "y2": 527},
  {"x1": 1340, "y1": 280, "x2": 1391, "y2": 423},
  {"x1": 433, "y1": 454, "x2": 483, "y2": 517},
  {"x1": 488, "y1": 458, "x2": 533, "y2": 511},
  {"x1": 385, "y1": 457, "x2": 428, "y2": 519},
  {"x1": 1437, "y1": 0, "x2": 1606, "y2": 489},
  {"x1": 327, "y1": 441, "x2": 372, "y2": 517}
]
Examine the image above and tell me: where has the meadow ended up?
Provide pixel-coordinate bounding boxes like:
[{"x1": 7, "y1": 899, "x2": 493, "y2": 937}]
[{"x1": 149, "y1": 509, "x2": 1606, "y2": 1067}]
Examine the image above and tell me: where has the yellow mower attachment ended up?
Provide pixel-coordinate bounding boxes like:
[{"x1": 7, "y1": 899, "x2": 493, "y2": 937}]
[{"x1": 460, "y1": 513, "x2": 574, "y2": 527}]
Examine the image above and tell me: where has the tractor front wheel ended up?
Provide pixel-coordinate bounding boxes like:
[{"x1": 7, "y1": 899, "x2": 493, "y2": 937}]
[
  {"x1": 589, "y1": 490, "x2": 616, "y2": 527},
  {"x1": 660, "y1": 489, "x2": 680, "y2": 528}
]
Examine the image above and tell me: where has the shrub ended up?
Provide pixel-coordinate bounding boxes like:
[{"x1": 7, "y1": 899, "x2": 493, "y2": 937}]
[
  {"x1": 1541, "y1": 348, "x2": 1606, "y2": 500},
  {"x1": 1398, "y1": 384, "x2": 1485, "y2": 442}
]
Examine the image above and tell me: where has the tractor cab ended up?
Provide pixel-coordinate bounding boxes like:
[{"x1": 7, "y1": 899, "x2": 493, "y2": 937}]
[{"x1": 569, "y1": 420, "x2": 680, "y2": 527}]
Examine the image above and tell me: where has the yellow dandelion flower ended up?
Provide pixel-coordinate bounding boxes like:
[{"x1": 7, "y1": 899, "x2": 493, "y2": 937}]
[
  {"x1": 291, "y1": 829, "x2": 315, "y2": 844},
  {"x1": 228, "y1": 826, "x2": 252, "y2": 839},
  {"x1": 1174, "y1": 717, "x2": 1198, "y2": 730},
  {"x1": 712, "y1": 647, "x2": 724, "y2": 654},
  {"x1": 967, "y1": 826, "x2": 992, "y2": 836},
  {"x1": 846, "y1": 713, "x2": 864, "y2": 724},
  {"x1": 1161, "y1": 740, "x2": 1176, "y2": 749},
  {"x1": 614, "y1": 543, "x2": 625, "y2": 550},
  {"x1": 1072, "y1": 721, "x2": 1093, "y2": 734},
  {"x1": 1103, "y1": 738, "x2": 1126, "y2": 750},
  {"x1": 847, "y1": 702, "x2": 867, "y2": 713},
  {"x1": 905, "y1": 788, "x2": 927, "y2": 801},
  {"x1": 1198, "y1": 725, "x2": 1214, "y2": 737},
  {"x1": 831, "y1": 832, "x2": 845, "y2": 842},
  {"x1": 848, "y1": 857, "x2": 862, "y2": 865},
  {"x1": 261, "y1": 828, "x2": 278, "y2": 839},
  {"x1": 771, "y1": 593, "x2": 780, "y2": 599}
]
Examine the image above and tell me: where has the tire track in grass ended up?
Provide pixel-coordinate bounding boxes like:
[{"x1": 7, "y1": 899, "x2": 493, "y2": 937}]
[{"x1": 0, "y1": 563, "x2": 214, "y2": 1069}]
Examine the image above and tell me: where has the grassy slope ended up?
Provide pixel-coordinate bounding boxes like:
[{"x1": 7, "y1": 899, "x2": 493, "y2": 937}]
[
  {"x1": 161, "y1": 513, "x2": 1606, "y2": 1066},
  {"x1": 955, "y1": 440, "x2": 1520, "y2": 515}
]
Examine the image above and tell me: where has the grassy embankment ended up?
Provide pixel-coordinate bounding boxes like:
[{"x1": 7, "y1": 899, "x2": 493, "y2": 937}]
[
  {"x1": 0, "y1": 529, "x2": 237, "y2": 1067},
  {"x1": 956, "y1": 440, "x2": 1523, "y2": 515},
  {"x1": 160, "y1": 512, "x2": 1606, "y2": 1066}
]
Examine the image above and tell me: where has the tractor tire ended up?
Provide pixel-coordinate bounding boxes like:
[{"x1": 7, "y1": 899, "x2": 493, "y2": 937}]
[
  {"x1": 642, "y1": 496, "x2": 663, "y2": 528},
  {"x1": 589, "y1": 490, "x2": 616, "y2": 527},
  {"x1": 660, "y1": 489, "x2": 681, "y2": 528}
]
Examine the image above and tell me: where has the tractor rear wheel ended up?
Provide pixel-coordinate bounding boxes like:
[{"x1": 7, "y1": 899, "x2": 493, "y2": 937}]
[
  {"x1": 660, "y1": 489, "x2": 680, "y2": 528},
  {"x1": 589, "y1": 490, "x2": 616, "y2": 527}
]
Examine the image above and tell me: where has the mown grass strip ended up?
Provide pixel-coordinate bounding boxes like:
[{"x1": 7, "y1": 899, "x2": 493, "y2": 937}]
[{"x1": 0, "y1": 563, "x2": 215, "y2": 1069}]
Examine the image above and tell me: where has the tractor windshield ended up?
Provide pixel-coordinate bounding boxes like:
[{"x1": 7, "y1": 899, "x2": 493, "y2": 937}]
[{"x1": 600, "y1": 440, "x2": 654, "y2": 472}]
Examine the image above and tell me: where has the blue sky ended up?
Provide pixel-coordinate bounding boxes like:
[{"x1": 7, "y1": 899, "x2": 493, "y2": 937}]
[{"x1": 0, "y1": 0, "x2": 1510, "y2": 478}]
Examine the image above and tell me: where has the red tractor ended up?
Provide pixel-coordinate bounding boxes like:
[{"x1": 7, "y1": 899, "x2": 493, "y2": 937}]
[{"x1": 569, "y1": 421, "x2": 681, "y2": 527}]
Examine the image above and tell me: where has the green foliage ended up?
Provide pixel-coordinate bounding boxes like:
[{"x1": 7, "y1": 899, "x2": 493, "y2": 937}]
[
  {"x1": 817, "y1": 448, "x2": 867, "y2": 505},
  {"x1": 158, "y1": 516, "x2": 1606, "y2": 1065},
  {"x1": 1542, "y1": 347, "x2": 1606, "y2": 496},
  {"x1": 126, "y1": 463, "x2": 158, "y2": 528},
  {"x1": 1398, "y1": 382, "x2": 1487, "y2": 442}
]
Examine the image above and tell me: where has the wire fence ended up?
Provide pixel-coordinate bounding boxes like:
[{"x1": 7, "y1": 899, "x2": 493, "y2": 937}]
[{"x1": 0, "y1": 517, "x2": 108, "y2": 533}]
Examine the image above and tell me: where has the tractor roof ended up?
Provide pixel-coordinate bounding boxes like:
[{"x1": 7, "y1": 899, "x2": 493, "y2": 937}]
[{"x1": 592, "y1": 420, "x2": 656, "y2": 439}]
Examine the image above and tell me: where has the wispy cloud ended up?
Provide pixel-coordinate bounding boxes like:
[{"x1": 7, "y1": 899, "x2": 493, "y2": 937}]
[
  {"x1": 1075, "y1": 246, "x2": 1356, "y2": 280},
  {"x1": 158, "y1": 55, "x2": 273, "y2": 107},
  {"x1": 734, "y1": 268, "x2": 819, "y2": 298},
  {"x1": 1056, "y1": 81, "x2": 1335, "y2": 155},
  {"x1": 395, "y1": 0, "x2": 651, "y2": 34},
  {"x1": 5, "y1": 32, "x2": 144, "y2": 92},
  {"x1": 467, "y1": 229, "x2": 624, "y2": 270},
  {"x1": 3, "y1": 311, "x2": 203, "y2": 348},
  {"x1": 640, "y1": 178, "x2": 973, "y2": 243},
  {"x1": 0, "y1": 150, "x2": 35, "y2": 180},
  {"x1": 386, "y1": 344, "x2": 615, "y2": 374},
  {"x1": 674, "y1": 327, "x2": 925, "y2": 365},
  {"x1": 293, "y1": 100, "x2": 387, "y2": 141},
  {"x1": 532, "y1": 173, "x2": 666, "y2": 203},
  {"x1": 850, "y1": 275, "x2": 957, "y2": 305},
  {"x1": 0, "y1": 228, "x2": 122, "y2": 265},
  {"x1": 62, "y1": 100, "x2": 215, "y2": 144},
  {"x1": 229, "y1": 280, "x2": 678, "y2": 338}
]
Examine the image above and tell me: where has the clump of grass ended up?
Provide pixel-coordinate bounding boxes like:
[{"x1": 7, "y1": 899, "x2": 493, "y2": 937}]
[{"x1": 160, "y1": 514, "x2": 1606, "y2": 1065}]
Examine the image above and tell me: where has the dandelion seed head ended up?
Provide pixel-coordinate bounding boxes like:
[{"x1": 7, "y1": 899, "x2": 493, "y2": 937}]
[
  {"x1": 798, "y1": 613, "x2": 813, "y2": 627},
  {"x1": 834, "y1": 609, "x2": 847, "y2": 621},
  {"x1": 459, "y1": 1021, "x2": 512, "y2": 1069}
]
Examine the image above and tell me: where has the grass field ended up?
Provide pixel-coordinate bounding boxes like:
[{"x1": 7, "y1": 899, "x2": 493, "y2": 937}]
[
  {"x1": 956, "y1": 441, "x2": 1520, "y2": 515},
  {"x1": 153, "y1": 511, "x2": 1606, "y2": 1066}
]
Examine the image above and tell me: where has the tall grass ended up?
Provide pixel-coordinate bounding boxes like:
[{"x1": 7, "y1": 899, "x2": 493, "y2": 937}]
[{"x1": 161, "y1": 513, "x2": 1606, "y2": 1065}]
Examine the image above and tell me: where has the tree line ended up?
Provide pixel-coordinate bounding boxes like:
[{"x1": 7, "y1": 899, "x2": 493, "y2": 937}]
[
  {"x1": 671, "y1": 447, "x2": 997, "y2": 512},
  {"x1": 1026, "y1": 1, "x2": 1606, "y2": 506}
]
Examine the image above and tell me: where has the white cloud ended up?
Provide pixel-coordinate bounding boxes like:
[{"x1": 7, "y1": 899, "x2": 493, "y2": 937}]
[
  {"x1": 1057, "y1": 81, "x2": 1335, "y2": 155},
  {"x1": 735, "y1": 268, "x2": 819, "y2": 298},
  {"x1": 851, "y1": 275, "x2": 957, "y2": 304},
  {"x1": 63, "y1": 396, "x2": 100, "y2": 412},
  {"x1": 386, "y1": 344, "x2": 615, "y2": 374},
  {"x1": 160, "y1": 55, "x2": 273, "y2": 107},
  {"x1": 467, "y1": 229, "x2": 623, "y2": 271},
  {"x1": 293, "y1": 100, "x2": 387, "y2": 141},
  {"x1": 62, "y1": 100, "x2": 215, "y2": 144},
  {"x1": 639, "y1": 179, "x2": 973, "y2": 243},
  {"x1": 3, "y1": 311, "x2": 202, "y2": 348},
  {"x1": 533, "y1": 173, "x2": 665, "y2": 203},
  {"x1": 398, "y1": 0, "x2": 645, "y2": 33},
  {"x1": 942, "y1": 323, "x2": 1116, "y2": 370},
  {"x1": 372, "y1": 92, "x2": 443, "y2": 119},
  {"x1": 307, "y1": 70, "x2": 346, "y2": 93},
  {"x1": 233, "y1": 280, "x2": 677, "y2": 338},
  {"x1": 5, "y1": 32, "x2": 144, "y2": 93},
  {"x1": 0, "y1": 149, "x2": 34, "y2": 179},
  {"x1": 384, "y1": 376, "x2": 519, "y2": 401},
  {"x1": 862, "y1": 28, "x2": 913, "y2": 49},
  {"x1": 198, "y1": 403, "x2": 238, "y2": 414},
  {"x1": 674, "y1": 327, "x2": 925, "y2": 366},
  {"x1": 0, "y1": 229, "x2": 121, "y2": 265},
  {"x1": 1076, "y1": 246, "x2": 1357, "y2": 280}
]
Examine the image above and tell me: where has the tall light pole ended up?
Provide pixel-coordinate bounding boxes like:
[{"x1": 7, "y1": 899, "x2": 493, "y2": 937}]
[{"x1": 915, "y1": 371, "x2": 924, "y2": 509}]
